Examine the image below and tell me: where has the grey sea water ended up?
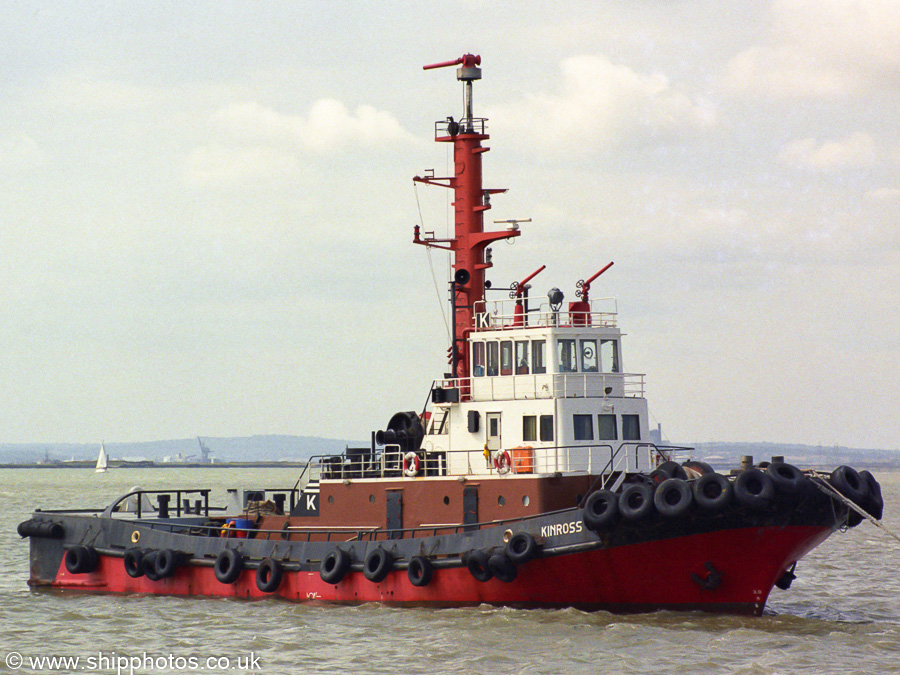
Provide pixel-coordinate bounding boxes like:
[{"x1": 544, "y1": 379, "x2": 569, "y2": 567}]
[{"x1": 2, "y1": 467, "x2": 898, "y2": 674}]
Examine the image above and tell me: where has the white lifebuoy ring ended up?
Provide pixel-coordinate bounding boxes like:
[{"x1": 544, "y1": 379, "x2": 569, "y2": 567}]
[
  {"x1": 493, "y1": 450, "x2": 511, "y2": 475},
  {"x1": 403, "y1": 451, "x2": 420, "y2": 477}
]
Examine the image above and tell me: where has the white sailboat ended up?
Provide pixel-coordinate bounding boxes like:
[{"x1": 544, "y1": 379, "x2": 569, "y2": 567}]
[{"x1": 95, "y1": 443, "x2": 108, "y2": 473}]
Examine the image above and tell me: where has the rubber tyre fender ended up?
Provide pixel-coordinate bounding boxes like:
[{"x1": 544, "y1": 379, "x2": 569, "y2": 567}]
[
  {"x1": 363, "y1": 548, "x2": 394, "y2": 583},
  {"x1": 154, "y1": 549, "x2": 179, "y2": 579},
  {"x1": 583, "y1": 490, "x2": 618, "y2": 531},
  {"x1": 214, "y1": 548, "x2": 243, "y2": 584},
  {"x1": 488, "y1": 553, "x2": 517, "y2": 583},
  {"x1": 654, "y1": 478, "x2": 692, "y2": 518},
  {"x1": 734, "y1": 469, "x2": 775, "y2": 510},
  {"x1": 65, "y1": 545, "x2": 99, "y2": 575},
  {"x1": 407, "y1": 556, "x2": 434, "y2": 587},
  {"x1": 859, "y1": 470, "x2": 884, "y2": 520},
  {"x1": 319, "y1": 549, "x2": 351, "y2": 585},
  {"x1": 829, "y1": 466, "x2": 868, "y2": 505},
  {"x1": 141, "y1": 550, "x2": 162, "y2": 581},
  {"x1": 466, "y1": 549, "x2": 493, "y2": 582},
  {"x1": 256, "y1": 558, "x2": 283, "y2": 594},
  {"x1": 618, "y1": 483, "x2": 655, "y2": 521},
  {"x1": 506, "y1": 532, "x2": 539, "y2": 565},
  {"x1": 123, "y1": 548, "x2": 145, "y2": 578},
  {"x1": 657, "y1": 461, "x2": 688, "y2": 480},
  {"x1": 693, "y1": 473, "x2": 733, "y2": 511},
  {"x1": 766, "y1": 462, "x2": 808, "y2": 496}
]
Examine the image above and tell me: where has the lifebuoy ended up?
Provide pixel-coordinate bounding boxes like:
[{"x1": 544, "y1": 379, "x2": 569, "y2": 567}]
[
  {"x1": 214, "y1": 548, "x2": 243, "y2": 584},
  {"x1": 64, "y1": 545, "x2": 99, "y2": 575},
  {"x1": 123, "y1": 548, "x2": 145, "y2": 578},
  {"x1": 654, "y1": 478, "x2": 692, "y2": 518},
  {"x1": 319, "y1": 549, "x2": 351, "y2": 585},
  {"x1": 363, "y1": 548, "x2": 394, "y2": 583},
  {"x1": 618, "y1": 483, "x2": 655, "y2": 521},
  {"x1": 693, "y1": 472, "x2": 733, "y2": 511},
  {"x1": 506, "y1": 532, "x2": 539, "y2": 565},
  {"x1": 154, "y1": 548, "x2": 179, "y2": 579},
  {"x1": 583, "y1": 490, "x2": 618, "y2": 531},
  {"x1": 493, "y1": 450, "x2": 511, "y2": 475},
  {"x1": 403, "y1": 451, "x2": 420, "y2": 477},
  {"x1": 407, "y1": 556, "x2": 434, "y2": 587},
  {"x1": 734, "y1": 468, "x2": 775, "y2": 510},
  {"x1": 256, "y1": 558, "x2": 283, "y2": 593}
]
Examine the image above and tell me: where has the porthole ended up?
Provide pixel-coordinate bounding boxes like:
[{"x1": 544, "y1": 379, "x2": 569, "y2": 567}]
[
  {"x1": 522, "y1": 495, "x2": 530, "y2": 507},
  {"x1": 498, "y1": 496, "x2": 505, "y2": 507},
  {"x1": 369, "y1": 494, "x2": 375, "y2": 503},
  {"x1": 328, "y1": 495, "x2": 335, "y2": 504},
  {"x1": 443, "y1": 496, "x2": 450, "y2": 505}
]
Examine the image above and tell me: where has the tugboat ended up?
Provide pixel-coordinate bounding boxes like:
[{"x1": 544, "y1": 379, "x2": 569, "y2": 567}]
[{"x1": 19, "y1": 55, "x2": 884, "y2": 614}]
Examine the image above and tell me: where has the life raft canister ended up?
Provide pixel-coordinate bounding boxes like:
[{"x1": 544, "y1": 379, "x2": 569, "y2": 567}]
[
  {"x1": 493, "y1": 450, "x2": 511, "y2": 475},
  {"x1": 403, "y1": 451, "x2": 420, "y2": 477}
]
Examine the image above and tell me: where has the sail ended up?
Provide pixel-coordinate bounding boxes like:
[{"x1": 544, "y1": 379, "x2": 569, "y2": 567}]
[{"x1": 95, "y1": 443, "x2": 108, "y2": 473}]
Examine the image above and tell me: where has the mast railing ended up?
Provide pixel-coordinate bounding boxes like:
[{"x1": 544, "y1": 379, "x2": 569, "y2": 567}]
[{"x1": 434, "y1": 372, "x2": 646, "y2": 400}]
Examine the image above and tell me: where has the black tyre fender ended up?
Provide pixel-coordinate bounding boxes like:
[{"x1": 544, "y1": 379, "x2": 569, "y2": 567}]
[
  {"x1": 654, "y1": 478, "x2": 692, "y2": 518},
  {"x1": 766, "y1": 462, "x2": 808, "y2": 496},
  {"x1": 65, "y1": 545, "x2": 99, "y2": 575},
  {"x1": 363, "y1": 548, "x2": 394, "y2": 583},
  {"x1": 657, "y1": 461, "x2": 688, "y2": 480},
  {"x1": 256, "y1": 558, "x2": 283, "y2": 593},
  {"x1": 693, "y1": 473, "x2": 733, "y2": 511},
  {"x1": 859, "y1": 470, "x2": 884, "y2": 520},
  {"x1": 214, "y1": 548, "x2": 243, "y2": 584},
  {"x1": 319, "y1": 549, "x2": 351, "y2": 585},
  {"x1": 466, "y1": 549, "x2": 493, "y2": 582},
  {"x1": 583, "y1": 490, "x2": 618, "y2": 531},
  {"x1": 154, "y1": 549, "x2": 179, "y2": 579},
  {"x1": 141, "y1": 550, "x2": 161, "y2": 581},
  {"x1": 619, "y1": 483, "x2": 655, "y2": 521},
  {"x1": 506, "y1": 532, "x2": 539, "y2": 565},
  {"x1": 407, "y1": 555, "x2": 434, "y2": 587},
  {"x1": 734, "y1": 469, "x2": 775, "y2": 510},
  {"x1": 123, "y1": 548, "x2": 145, "y2": 578},
  {"x1": 488, "y1": 553, "x2": 517, "y2": 583},
  {"x1": 830, "y1": 465, "x2": 868, "y2": 505}
]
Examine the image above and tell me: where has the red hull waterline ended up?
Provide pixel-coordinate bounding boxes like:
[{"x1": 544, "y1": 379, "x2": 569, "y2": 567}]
[{"x1": 44, "y1": 525, "x2": 832, "y2": 615}]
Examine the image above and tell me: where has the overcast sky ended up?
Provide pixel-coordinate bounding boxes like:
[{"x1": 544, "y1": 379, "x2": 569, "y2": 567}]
[{"x1": 1, "y1": 1, "x2": 897, "y2": 449}]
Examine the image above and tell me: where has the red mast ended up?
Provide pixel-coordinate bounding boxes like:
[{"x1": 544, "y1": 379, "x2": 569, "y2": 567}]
[{"x1": 413, "y1": 55, "x2": 520, "y2": 379}]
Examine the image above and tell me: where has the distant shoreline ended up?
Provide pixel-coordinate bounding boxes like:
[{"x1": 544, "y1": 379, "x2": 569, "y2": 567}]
[{"x1": 0, "y1": 461, "x2": 305, "y2": 469}]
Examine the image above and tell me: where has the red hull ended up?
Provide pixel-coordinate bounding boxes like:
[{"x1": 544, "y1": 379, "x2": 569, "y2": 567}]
[{"x1": 48, "y1": 524, "x2": 832, "y2": 614}]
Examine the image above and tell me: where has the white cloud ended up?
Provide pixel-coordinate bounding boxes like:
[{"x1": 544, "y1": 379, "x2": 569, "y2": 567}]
[
  {"x1": 0, "y1": 131, "x2": 43, "y2": 169},
  {"x1": 182, "y1": 144, "x2": 300, "y2": 186},
  {"x1": 209, "y1": 98, "x2": 418, "y2": 153},
  {"x1": 489, "y1": 54, "x2": 714, "y2": 155},
  {"x1": 778, "y1": 132, "x2": 876, "y2": 171},
  {"x1": 726, "y1": 0, "x2": 900, "y2": 98}
]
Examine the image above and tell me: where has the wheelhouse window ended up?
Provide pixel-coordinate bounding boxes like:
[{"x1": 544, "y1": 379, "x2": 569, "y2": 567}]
[
  {"x1": 557, "y1": 339, "x2": 578, "y2": 373},
  {"x1": 539, "y1": 415, "x2": 554, "y2": 441},
  {"x1": 600, "y1": 339, "x2": 620, "y2": 373},
  {"x1": 598, "y1": 414, "x2": 617, "y2": 440},
  {"x1": 532, "y1": 340, "x2": 546, "y2": 374},
  {"x1": 581, "y1": 339, "x2": 598, "y2": 372},
  {"x1": 573, "y1": 414, "x2": 593, "y2": 441},
  {"x1": 523, "y1": 415, "x2": 537, "y2": 442},
  {"x1": 473, "y1": 342, "x2": 485, "y2": 377},
  {"x1": 515, "y1": 341, "x2": 530, "y2": 374},
  {"x1": 486, "y1": 341, "x2": 499, "y2": 376},
  {"x1": 500, "y1": 340, "x2": 513, "y2": 376},
  {"x1": 622, "y1": 414, "x2": 640, "y2": 440}
]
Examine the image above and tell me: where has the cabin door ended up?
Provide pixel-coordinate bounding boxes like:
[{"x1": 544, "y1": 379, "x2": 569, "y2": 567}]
[{"x1": 486, "y1": 413, "x2": 502, "y2": 452}]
